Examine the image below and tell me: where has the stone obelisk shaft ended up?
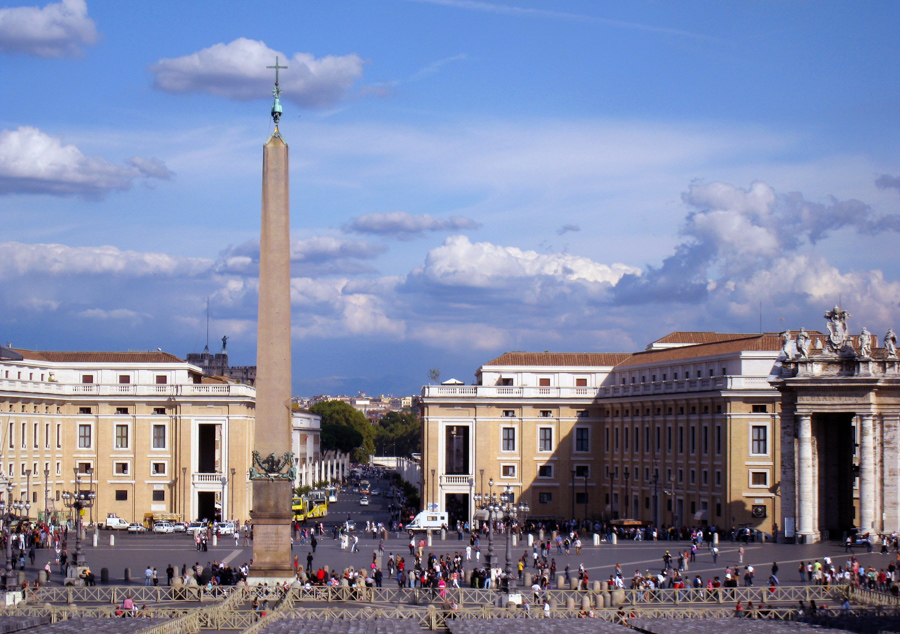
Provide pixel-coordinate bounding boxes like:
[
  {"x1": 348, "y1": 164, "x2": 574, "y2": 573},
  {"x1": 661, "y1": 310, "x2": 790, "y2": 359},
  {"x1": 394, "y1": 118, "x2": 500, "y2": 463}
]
[{"x1": 250, "y1": 129, "x2": 293, "y2": 581}]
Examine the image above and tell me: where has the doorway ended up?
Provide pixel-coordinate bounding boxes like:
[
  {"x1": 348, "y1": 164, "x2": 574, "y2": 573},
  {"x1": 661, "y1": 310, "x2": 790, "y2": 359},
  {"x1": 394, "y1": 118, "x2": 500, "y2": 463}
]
[
  {"x1": 445, "y1": 493, "x2": 469, "y2": 528},
  {"x1": 197, "y1": 491, "x2": 216, "y2": 523}
]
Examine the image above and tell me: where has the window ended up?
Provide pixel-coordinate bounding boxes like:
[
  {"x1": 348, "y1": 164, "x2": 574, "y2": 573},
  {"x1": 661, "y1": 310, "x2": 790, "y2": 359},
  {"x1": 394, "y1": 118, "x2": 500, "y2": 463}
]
[
  {"x1": 576, "y1": 410, "x2": 588, "y2": 418},
  {"x1": 114, "y1": 462, "x2": 129, "y2": 475},
  {"x1": 575, "y1": 378, "x2": 587, "y2": 387},
  {"x1": 502, "y1": 410, "x2": 515, "y2": 418},
  {"x1": 752, "y1": 404, "x2": 767, "y2": 413},
  {"x1": 702, "y1": 470, "x2": 708, "y2": 485},
  {"x1": 20, "y1": 422, "x2": 25, "y2": 448},
  {"x1": 115, "y1": 407, "x2": 129, "y2": 415},
  {"x1": 539, "y1": 410, "x2": 551, "y2": 418},
  {"x1": 499, "y1": 378, "x2": 513, "y2": 386},
  {"x1": 539, "y1": 378, "x2": 550, "y2": 387},
  {"x1": 81, "y1": 375, "x2": 93, "y2": 384},
  {"x1": 56, "y1": 462, "x2": 60, "y2": 476},
  {"x1": 538, "y1": 464, "x2": 553, "y2": 478},
  {"x1": 153, "y1": 407, "x2": 166, "y2": 415},
  {"x1": 575, "y1": 492, "x2": 588, "y2": 504},
  {"x1": 115, "y1": 490, "x2": 128, "y2": 501},
  {"x1": 155, "y1": 375, "x2": 167, "y2": 385},
  {"x1": 574, "y1": 465, "x2": 589, "y2": 478},
  {"x1": 678, "y1": 468, "x2": 684, "y2": 483},
  {"x1": 152, "y1": 425, "x2": 166, "y2": 449},
  {"x1": 690, "y1": 469, "x2": 696, "y2": 484},
  {"x1": 152, "y1": 490, "x2": 165, "y2": 502},
  {"x1": 750, "y1": 471, "x2": 769, "y2": 487},
  {"x1": 115, "y1": 424, "x2": 129, "y2": 449},
  {"x1": 751, "y1": 425, "x2": 768, "y2": 454},
  {"x1": 715, "y1": 470, "x2": 722, "y2": 486},
  {"x1": 152, "y1": 462, "x2": 166, "y2": 475},
  {"x1": 716, "y1": 425, "x2": 722, "y2": 454},
  {"x1": 56, "y1": 424, "x2": 61, "y2": 449},
  {"x1": 614, "y1": 428, "x2": 619, "y2": 451},
  {"x1": 502, "y1": 428, "x2": 516, "y2": 451},
  {"x1": 44, "y1": 423, "x2": 49, "y2": 449},
  {"x1": 79, "y1": 407, "x2": 92, "y2": 415},
  {"x1": 118, "y1": 375, "x2": 130, "y2": 384},
  {"x1": 678, "y1": 427, "x2": 683, "y2": 453},
  {"x1": 538, "y1": 492, "x2": 552, "y2": 504},
  {"x1": 501, "y1": 464, "x2": 516, "y2": 478},
  {"x1": 33, "y1": 423, "x2": 38, "y2": 448},
  {"x1": 690, "y1": 427, "x2": 696, "y2": 453},
  {"x1": 78, "y1": 424, "x2": 91, "y2": 448},
  {"x1": 6, "y1": 423, "x2": 11, "y2": 449},
  {"x1": 634, "y1": 427, "x2": 639, "y2": 452},
  {"x1": 538, "y1": 428, "x2": 552, "y2": 452},
  {"x1": 77, "y1": 462, "x2": 91, "y2": 474},
  {"x1": 702, "y1": 426, "x2": 708, "y2": 454},
  {"x1": 575, "y1": 428, "x2": 589, "y2": 452},
  {"x1": 666, "y1": 426, "x2": 672, "y2": 451}
]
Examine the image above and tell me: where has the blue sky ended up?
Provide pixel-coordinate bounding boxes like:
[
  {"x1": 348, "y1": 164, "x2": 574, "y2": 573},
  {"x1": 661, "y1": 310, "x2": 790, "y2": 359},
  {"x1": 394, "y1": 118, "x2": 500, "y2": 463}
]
[{"x1": 1, "y1": 0, "x2": 899, "y2": 396}]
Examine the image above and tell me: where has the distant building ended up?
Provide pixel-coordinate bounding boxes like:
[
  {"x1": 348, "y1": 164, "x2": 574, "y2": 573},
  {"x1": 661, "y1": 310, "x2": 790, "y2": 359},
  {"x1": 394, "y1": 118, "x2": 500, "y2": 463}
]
[{"x1": 186, "y1": 337, "x2": 256, "y2": 386}]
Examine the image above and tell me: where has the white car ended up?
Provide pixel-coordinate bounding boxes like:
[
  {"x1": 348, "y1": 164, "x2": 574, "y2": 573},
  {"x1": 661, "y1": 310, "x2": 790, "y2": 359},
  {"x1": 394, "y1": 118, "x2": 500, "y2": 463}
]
[
  {"x1": 215, "y1": 522, "x2": 235, "y2": 535},
  {"x1": 152, "y1": 521, "x2": 174, "y2": 534},
  {"x1": 359, "y1": 496, "x2": 370, "y2": 506},
  {"x1": 127, "y1": 523, "x2": 147, "y2": 533}
]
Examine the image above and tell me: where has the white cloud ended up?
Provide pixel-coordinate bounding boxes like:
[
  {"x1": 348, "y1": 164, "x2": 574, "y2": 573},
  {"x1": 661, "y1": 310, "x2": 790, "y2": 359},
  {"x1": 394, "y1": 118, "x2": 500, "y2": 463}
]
[
  {"x1": 0, "y1": 0, "x2": 97, "y2": 57},
  {"x1": 216, "y1": 235, "x2": 386, "y2": 276},
  {"x1": 409, "y1": 234, "x2": 639, "y2": 290},
  {"x1": 0, "y1": 127, "x2": 173, "y2": 198},
  {"x1": 346, "y1": 211, "x2": 481, "y2": 240},
  {"x1": 151, "y1": 38, "x2": 365, "y2": 109},
  {"x1": 76, "y1": 308, "x2": 144, "y2": 322},
  {"x1": 0, "y1": 242, "x2": 212, "y2": 277}
]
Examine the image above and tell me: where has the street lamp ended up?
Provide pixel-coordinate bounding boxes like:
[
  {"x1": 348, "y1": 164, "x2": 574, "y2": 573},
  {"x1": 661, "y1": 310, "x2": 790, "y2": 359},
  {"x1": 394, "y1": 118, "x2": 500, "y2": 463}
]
[
  {"x1": 230, "y1": 468, "x2": 236, "y2": 521},
  {"x1": 430, "y1": 469, "x2": 436, "y2": 512},
  {"x1": 624, "y1": 468, "x2": 630, "y2": 519},
  {"x1": 61, "y1": 468, "x2": 96, "y2": 576},
  {"x1": 473, "y1": 477, "x2": 497, "y2": 578},
  {"x1": 609, "y1": 468, "x2": 618, "y2": 519},
  {"x1": 498, "y1": 485, "x2": 529, "y2": 593},
  {"x1": 582, "y1": 474, "x2": 588, "y2": 524},
  {"x1": 220, "y1": 476, "x2": 228, "y2": 522},
  {"x1": 23, "y1": 470, "x2": 31, "y2": 521},
  {"x1": 43, "y1": 468, "x2": 49, "y2": 524},
  {"x1": 0, "y1": 481, "x2": 16, "y2": 591},
  {"x1": 570, "y1": 469, "x2": 576, "y2": 522},
  {"x1": 650, "y1": 472, "x2": 660, "y2": 529}
]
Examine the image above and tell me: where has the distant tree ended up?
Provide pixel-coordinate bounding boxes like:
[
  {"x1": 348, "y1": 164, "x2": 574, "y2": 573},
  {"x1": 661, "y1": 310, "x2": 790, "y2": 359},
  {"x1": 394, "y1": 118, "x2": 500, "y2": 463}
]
[
  {"x1": 375, "y1": 410, "x2": 421, "y2": 456},
  {"x1": 427, "y1": 367, "x2": 441, "y2": 383},
  {"x1": 310, "y1": 400, "x2": 376, "y2": 464}
]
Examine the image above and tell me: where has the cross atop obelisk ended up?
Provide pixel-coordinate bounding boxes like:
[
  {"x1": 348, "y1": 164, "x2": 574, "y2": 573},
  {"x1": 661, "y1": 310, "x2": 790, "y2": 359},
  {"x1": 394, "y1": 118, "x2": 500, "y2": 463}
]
[{"x1": 266, "y1": 56, "x2": 287, "y2": 126}]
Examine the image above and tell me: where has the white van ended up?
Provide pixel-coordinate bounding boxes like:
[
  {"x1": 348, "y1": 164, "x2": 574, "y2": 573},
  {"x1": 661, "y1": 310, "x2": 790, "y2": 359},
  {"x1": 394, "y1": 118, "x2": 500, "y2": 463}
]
[
  {"x1": 103, "y1": 513, "x2": 130, "y2": 530},
  {"x1": 406, "y1": 511, "x2": 448, "y2": 531}
]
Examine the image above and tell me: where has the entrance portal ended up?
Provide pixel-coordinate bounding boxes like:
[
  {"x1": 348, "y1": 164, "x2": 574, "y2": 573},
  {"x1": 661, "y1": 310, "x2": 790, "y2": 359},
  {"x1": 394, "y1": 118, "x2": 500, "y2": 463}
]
[
  {"x1": 445, "y1": 493, "x2": 469, "y2": 528},
  {"x1": 814, "y1": 413, "x2": 856, "y2": 539},
  {"x1": 197, "y1": 491, "x2": 217, "y2": 523}
]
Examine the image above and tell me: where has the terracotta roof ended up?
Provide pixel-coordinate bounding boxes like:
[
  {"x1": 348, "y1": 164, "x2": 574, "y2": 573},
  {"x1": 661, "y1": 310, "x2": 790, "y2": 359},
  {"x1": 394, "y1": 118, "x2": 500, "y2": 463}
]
[
  {"x1": 617, "y1": 334, "x2": 785, "y2": 366},
  {"x1": 484, "y1": 352, "x2": 632, "y2": 367},
  {"x1": 10, "y1": 349, "x2": 185, "y2": 364},
  {"x1": 649, "y1": 332, "x2": 758, "y2": 346}
]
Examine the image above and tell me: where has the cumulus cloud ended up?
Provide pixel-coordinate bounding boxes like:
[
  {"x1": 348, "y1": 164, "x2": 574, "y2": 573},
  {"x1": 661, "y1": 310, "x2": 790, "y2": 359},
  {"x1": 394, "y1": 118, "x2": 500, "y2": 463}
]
[
  {"x1": 345, "y1": 211, "x2": 481, "y2": 240},
  {"x1": 76, "y1": 308, "x2": 144, "y2": 322},
  {"x1": 0, "y1": 127, "x2": 173, "y2": 198},
  {"x1": 0, "y1": 242, "x2": 212, "y2": 277},
  {"x1": 0, "y1": 0, "x2": 97, "y2": 57},
  {"x1": 613, "y1": 180, "x2": 900, "y2": 305},
  {"x1": 151, "y1": 38, "x2": 365, "y2": 109}
]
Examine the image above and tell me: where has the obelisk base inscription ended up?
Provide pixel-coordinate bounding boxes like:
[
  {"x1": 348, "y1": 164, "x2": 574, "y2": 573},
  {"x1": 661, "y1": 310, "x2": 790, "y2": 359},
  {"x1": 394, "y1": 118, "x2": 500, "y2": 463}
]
[{"x1": 246, "y1": 480, "x2": 294, "y2": 583}]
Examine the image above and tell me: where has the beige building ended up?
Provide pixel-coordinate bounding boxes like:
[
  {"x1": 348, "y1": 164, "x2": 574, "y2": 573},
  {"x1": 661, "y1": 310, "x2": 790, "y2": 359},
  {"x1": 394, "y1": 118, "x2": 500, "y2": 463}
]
[
  {"x1": 0, "y1": 346, "x2": 256, "y2": 525},
  {"x1": 420, "y1": 332, "x2": 801, "y2": 535}
]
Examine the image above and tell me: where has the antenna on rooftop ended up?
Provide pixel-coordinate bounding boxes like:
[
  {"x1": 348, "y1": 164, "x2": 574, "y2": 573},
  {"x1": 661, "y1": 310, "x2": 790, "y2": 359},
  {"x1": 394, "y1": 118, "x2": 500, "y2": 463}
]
[{"x1": 204, "y1": 297, "x2": 210, "y2": 354}]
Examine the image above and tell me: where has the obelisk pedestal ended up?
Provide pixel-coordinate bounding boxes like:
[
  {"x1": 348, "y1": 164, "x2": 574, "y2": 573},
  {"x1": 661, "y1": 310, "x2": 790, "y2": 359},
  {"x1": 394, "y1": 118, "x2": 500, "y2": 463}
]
[{"x1": 247, "y1": 65, "x2": 295, "y2": 583}]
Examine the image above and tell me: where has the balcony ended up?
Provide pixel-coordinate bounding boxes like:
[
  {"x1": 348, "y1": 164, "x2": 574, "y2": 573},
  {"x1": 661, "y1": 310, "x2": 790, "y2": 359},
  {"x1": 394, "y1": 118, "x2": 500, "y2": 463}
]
[
  {"x1": 421, "y1": 385, "x2": 599, "y2": 400},
  {"x1": 0, "y1": 380, "x2": 254, "y2": 398},
  {"x1": 192, "y1": 472, "x2": 227, "y2": 484},
  {"x1": 440, "y1": 475, "x2": 473, "y2": 486}
]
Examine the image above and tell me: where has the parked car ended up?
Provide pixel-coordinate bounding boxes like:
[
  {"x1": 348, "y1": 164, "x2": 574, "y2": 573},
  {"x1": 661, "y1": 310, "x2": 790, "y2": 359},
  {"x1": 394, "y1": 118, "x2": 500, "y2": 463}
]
[
  {"x1": 370, "y1": 489, "x2": 381, "y2": 496},
  {"x1": 186, "y1": 521, "x2": 205, "y2": 535},
  {"x1": 173, "y1": 522, "x2": 188, "y2": 533},
  {"x1": 152, "y1": 521, "x2": 174, "y2": 534},
  {"x1": 359, "y1": 496, "x2": 370, "y2": 506},
  {"x1": 103, "y1": 514, "x2": 130, "y2": 530},
  {"x1": 214, "y1": 522, "x2": 235, "y2": 535},
  {"x1": 128, "y1": 523, "x2": 147, "y2": 533}
]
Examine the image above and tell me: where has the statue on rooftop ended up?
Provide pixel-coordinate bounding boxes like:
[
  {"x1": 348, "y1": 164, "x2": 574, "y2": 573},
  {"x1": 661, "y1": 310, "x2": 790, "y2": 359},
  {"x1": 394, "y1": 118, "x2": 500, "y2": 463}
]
[
  {"x1": 795, "y1": 328, "x2": 810, "y2": 360},
  {"x1": 859, "y1": 327, "x2": 872, "y2": 358},
  {"x1": 885, "y1": 329, "x2": 898, "y2": 359},
  {"x1": 824, "y1": 305, "x2": 851, "y2": 354}
]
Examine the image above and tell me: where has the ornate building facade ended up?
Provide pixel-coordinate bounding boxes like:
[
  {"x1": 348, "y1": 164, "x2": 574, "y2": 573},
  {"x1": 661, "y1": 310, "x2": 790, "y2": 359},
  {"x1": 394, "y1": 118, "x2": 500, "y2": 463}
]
[
  {"x1": 0, "y1": 346, "x2": 256, "y2": 525},
  {"x1": 421, "y1": 308, "x2": 899, "y2": 541}
]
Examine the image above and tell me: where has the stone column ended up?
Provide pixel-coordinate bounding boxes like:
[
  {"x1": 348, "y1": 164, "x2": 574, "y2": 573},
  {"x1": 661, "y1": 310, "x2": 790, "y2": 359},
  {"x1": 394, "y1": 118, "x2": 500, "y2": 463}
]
[
  {"x1": 248, "y1": 126, "x2": 294, "y2": 583},
  {"x1": 883, "y1": 414, "x2": 900, "y2": 534},
  {"x1": 797, "y1": 414, "x2": 816, "y2": 540},
  {"x1": 859, "y1": 414, "x2": 876, "y2": 533}
]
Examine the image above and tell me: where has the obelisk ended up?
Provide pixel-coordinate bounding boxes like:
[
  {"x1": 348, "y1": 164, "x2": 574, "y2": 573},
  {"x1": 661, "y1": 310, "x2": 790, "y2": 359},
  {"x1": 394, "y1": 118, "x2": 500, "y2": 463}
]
[{"x1": 248, "y1": 58, "x2": 294, "y2": 583}]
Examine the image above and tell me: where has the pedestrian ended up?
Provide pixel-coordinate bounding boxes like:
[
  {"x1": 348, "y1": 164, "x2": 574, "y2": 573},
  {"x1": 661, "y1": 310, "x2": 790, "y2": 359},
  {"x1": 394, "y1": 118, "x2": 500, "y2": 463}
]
[
  {"x1": 152, "y1": 567, "x2": 159, "y2": 586},
  {"x1": 307, "y1": 552, "x2": 314, "y2": 571},
  {"x1": 166, "y1": 564, "x2": 174, "y2": 586},
  {"x1": 712, "y1": 546, "x2": 719, "y2": 563},
  {"x1": 311, "y1": 535, "x2": 317, "y2": 553},
  {"x1": 798, "y1": 561, "x2": 806, "y2": 583},
  {"x1": 739, "y1": 545, "x2": 745, "y2": 564},
  {"x1": 144, "y1": 565, "x2": 153, "y2": 586}
]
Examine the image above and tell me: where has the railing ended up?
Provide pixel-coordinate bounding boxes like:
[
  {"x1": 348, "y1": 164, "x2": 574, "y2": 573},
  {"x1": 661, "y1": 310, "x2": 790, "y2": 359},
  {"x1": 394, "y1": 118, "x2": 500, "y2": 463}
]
[
  {"x1": 192, "y1": 473, "x2": 226, "y2": 485},
  {"x1": 0, "y1": 380, "x2": 254, "y2": 398},
  {"x1": 24, "y1": 583, "x2": 239, "y2": 605},
  {"x1": 441, "y1": 475, "x2": 472, "y2": 486},
  {"x1": 846, "y1": 585, "x2": 900, "y2": 606},
  {"x1": 422, "y1": 385, "x2": 600, "y2": 400}
]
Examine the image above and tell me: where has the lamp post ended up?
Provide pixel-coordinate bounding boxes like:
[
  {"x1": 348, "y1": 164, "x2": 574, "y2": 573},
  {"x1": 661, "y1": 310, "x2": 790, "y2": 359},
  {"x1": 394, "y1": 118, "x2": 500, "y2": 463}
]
[
  {"x1": 473, "y1": 477, "x2": 497, "y2": 577},
  {"x1": 181, "y1": 467, "x2": 187, "y2": 522},
  {"x1": 624, "y1": 467, "x2": 630, "y2": 519},
  {"x1": 582, "y1": 474, "x2": 588, "y2": 524},
  {"x1": 650, "y1": 472, "x2": 660, "y2": 529},
  {"x1": 570, "y1": 469, "x2": 576, "y2": 521},
  {"x1": 230, "y1": 468, "x2": 236, "y2": 521},
  {"x1": 0, "y1": 481, "x2": 16, "y2": 591},
  {"x1": 220, "y1": 476, "x2": 228, "y2": 523},
  {"x1": 609, "y1": 468, "x2": 617, "y2": 518},
  {"x1": 430, "y1": 469, "x2": 436, "y2": 512},
  {"x1": 499, "y1": 485, "x2": 529, "y2": 592},
  {"x1": 23, "y1": 470, "x2": 31, "y2": 521},
  {"x1": 43, "y1": 468, "x2": 49, "y2": 524},
  {"x1": 61, "y1": 468, "x2": 95, "y2": 575}
]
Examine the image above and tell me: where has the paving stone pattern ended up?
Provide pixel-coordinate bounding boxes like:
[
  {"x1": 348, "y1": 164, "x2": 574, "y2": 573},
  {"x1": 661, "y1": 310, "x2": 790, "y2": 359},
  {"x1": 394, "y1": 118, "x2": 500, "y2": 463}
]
[
  {"x1": 259, "y1": 619, "x2": 430, "y2": 634},
  {"x1": 629, "y1": 616, "x2": 900, "y2": 634},
  {"x1": 0, "y1": 615, "x2": 50, "y2": 633},
  {"x1": 447, "y1": 620, "x2": 634, "y2": 634}
]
